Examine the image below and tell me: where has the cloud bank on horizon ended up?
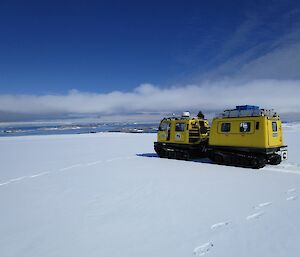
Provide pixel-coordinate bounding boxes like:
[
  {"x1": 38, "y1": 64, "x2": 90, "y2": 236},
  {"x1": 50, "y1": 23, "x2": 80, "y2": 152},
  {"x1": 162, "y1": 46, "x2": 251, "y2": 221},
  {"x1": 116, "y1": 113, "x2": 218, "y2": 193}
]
[{"x1": 0, "y1": 79, "x2": 299, "y2": 119}]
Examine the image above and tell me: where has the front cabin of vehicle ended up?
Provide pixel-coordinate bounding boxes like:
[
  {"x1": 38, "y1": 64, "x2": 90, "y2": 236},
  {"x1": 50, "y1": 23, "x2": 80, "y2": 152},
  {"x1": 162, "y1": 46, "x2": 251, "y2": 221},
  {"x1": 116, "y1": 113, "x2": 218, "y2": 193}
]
[
  {"x1": 154, "y1": 112, "x2": 209, "y2": 159},
  {"x1": 157, "y1": 118, "x2": 208, "y2": 144},
  {"x1": 157, "y1": 117, "x2": 209, "y2": 145}
]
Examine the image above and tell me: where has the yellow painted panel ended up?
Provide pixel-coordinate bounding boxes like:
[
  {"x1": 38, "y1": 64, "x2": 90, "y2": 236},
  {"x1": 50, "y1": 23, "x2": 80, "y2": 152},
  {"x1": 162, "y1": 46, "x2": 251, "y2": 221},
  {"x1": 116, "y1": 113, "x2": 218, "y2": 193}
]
[
  {"x1": 209, "y1": 116, "x2": 283, "y2": 149},
  {"x1": 157, "y1": 117, "x2": 209, "y2": 145},
  {"x1": 266, "y1": 119, "x2": 283, "y2": 148}
]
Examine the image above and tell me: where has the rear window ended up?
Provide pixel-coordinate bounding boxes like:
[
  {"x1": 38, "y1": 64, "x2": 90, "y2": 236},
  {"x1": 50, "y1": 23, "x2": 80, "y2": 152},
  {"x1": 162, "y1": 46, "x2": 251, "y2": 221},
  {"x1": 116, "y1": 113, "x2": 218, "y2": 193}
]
[
  {"x1": 272, "y1": 122, "x2": 277, "y2": 132},
  {"x1": 175, "y1": 122, "x2": 186, "y2": 131},
  {"x1": 221, "y1": 123, "x2": 231, "y2": 132},
  {"x1": 240, "y1": 122, "x2": 251, "y2": 132}
]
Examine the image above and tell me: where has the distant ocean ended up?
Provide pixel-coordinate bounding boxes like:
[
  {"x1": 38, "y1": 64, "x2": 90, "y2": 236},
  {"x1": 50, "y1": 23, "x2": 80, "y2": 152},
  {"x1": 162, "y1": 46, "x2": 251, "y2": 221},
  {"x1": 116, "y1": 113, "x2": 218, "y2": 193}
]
[{"x1": 0, "y1": 122, "x2": 159, "y2": 137}]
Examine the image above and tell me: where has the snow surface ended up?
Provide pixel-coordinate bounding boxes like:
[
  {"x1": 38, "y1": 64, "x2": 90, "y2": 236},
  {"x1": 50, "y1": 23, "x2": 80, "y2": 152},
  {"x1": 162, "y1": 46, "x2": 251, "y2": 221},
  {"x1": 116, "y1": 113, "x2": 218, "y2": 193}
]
[{"x1": 0, "y1": 129, "x2": 300, "y2": 257}]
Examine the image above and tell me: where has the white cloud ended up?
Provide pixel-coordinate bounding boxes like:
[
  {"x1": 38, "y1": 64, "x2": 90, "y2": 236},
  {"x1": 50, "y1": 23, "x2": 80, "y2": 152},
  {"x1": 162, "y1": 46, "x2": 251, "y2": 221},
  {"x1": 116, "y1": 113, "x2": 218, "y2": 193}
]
[
  {"x1": 190, "y1": 6, "x2": 300, "y2": 83},
  {"x1": 0, "y1": 80, "x2": 299, "y2": 119}
]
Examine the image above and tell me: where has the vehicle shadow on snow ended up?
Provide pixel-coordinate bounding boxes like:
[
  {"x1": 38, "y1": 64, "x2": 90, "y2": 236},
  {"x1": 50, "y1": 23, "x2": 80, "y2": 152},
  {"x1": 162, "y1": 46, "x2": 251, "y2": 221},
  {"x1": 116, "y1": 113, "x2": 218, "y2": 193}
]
[
  {"x1": 136, "y1": 153, "x2": 212, "y2": 164},
  {"x1": 136, "y1": 153, "x2": 158, "y2": 158}
]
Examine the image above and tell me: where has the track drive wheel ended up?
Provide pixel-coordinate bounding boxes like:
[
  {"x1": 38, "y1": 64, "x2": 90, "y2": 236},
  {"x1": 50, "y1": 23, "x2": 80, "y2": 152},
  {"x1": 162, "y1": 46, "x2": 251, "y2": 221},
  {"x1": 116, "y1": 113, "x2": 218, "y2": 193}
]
[
  {"x1": 214, "y1": 154, "x2": 224, "y2": 165},
  {"x1": 269, "y1": 154, "x2": 281, "y2": 165},
  {"x1": 167, "y1": 151, "x2": 176, "y2": 159},
  {"x1": 251, "y1": 158, "x2": 266, "y2": 169},
  {"x1": 183, "y1": 151, "x2": 190, "y2": 161},
  {"x1": 157, "y1": 149, "x2": 167, "y2": 158}
]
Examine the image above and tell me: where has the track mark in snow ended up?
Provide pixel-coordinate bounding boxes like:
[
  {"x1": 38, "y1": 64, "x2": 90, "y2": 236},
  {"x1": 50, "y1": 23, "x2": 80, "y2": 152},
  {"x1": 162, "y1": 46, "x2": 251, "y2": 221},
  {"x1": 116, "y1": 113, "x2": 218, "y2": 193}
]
[
  {"x1": 9, "y1": 176, "x2": 27, "y2": 182},
  {"x1": 59, "y1": 164, "x2": 82, "y2": 171},
  {"x1": 210, "y1": 221, "x2": 230, "y2": 230},
  {"x1": 0, "y1": 155, "x2": 145, "y2": 188},
  {"x1": 30, "y1": 172, "x2": 49, "y2": 178},
  {"x1": 254, "y1": 202, "x2": 272, "y2": 210},
  {"x1": 286, "y1": 195, "x2": 297, "y2": 201},
  {"x1": 0, "y1": 181, "x2": 11, "y2": 186},
  {"x1": 246, "y1": 212, "x2": 264, "y2": 220},
  {"x1": 0, "y1": 176, "x2": 28, "y2": 186},
  {"x1": 1, "y1": 171, "x2": 51, "y2": 187},
  {"x1": 282, "y1": 162, "x2": 300, "y2": 169},
  {"x1": 193, "y1": 242, "x2": 214, "y2": 256},
  {"x1": 107, "y1": 156, "x2": 133, "y2": 162},
  {"x1": 124, "y1": 156, "x2": 139, "y2": 160},
  {"x1": 85, "y1": 156, "x2": 136, "y2": 166},
  {"x1": 85, "y1": 161, "x2": 103, "y2": 166},
  {"x1": 287, "y1": 188, "x2": 297, "y2": 194},
  {"x1": 263, "y1": 162, "x2": 300, "y2": 175}
]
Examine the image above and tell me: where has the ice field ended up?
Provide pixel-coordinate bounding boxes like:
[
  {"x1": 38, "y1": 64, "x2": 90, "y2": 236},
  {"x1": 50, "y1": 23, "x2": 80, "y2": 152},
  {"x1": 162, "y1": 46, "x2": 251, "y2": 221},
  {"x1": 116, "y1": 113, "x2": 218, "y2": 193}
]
[{"x1": 0, "y1": 126, "x2": 300, "y2": 257}]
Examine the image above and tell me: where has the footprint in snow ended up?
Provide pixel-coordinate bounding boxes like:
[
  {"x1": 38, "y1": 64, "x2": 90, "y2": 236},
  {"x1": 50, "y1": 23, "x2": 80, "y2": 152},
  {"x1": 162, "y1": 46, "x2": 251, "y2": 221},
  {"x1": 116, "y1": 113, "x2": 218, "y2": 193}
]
[
  {"x1": 246, "y1": 212, "x2": 264, "y2": 220},
  {"x1": 287, "y1": 188, "x2": 297, "y2": 194},
  {"x1": 210, "y1": 221, "x2": 230, "y2": 230},
  {"x1": 286, "y1": 195, "x2": 297, "y2": 201},
  {"x1": 193, "y1": 242, "x2": 214, "y2": 256},
  {"x1": 254, "y1": 202, "x2": 272, "y2": 210}
]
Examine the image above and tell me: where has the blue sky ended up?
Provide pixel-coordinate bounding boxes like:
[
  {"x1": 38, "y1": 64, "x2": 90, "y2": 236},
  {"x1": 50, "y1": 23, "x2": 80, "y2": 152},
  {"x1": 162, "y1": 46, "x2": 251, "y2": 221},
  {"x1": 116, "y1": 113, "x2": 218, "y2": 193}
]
[
  {"x1": 1, "y1": 0, "x2": 207, "y2": 94},
  {"x1": 1, "y1": 0, "x2": 300, "y2": 120}
]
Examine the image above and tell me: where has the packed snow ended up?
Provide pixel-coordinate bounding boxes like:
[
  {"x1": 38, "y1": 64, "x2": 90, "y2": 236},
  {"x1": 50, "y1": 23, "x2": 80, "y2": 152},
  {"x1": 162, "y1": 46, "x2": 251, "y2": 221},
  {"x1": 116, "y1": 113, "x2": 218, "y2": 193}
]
[{"x1": 0, "y1": 127, "x2": 300, "y2": 257}]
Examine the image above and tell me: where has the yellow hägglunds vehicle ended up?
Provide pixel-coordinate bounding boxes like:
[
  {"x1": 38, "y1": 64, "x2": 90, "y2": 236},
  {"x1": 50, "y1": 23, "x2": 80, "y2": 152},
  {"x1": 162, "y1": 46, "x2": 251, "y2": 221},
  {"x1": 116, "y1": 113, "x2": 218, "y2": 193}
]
[
  {"x1": 154, "y1": 106, "x2": 288, "y2": 169},
  {"x1": 154, "y1": 111, "x2": 210, "y2": 160},
  {"x1": 208, "y1": 105, "x2": 288, "y2": 168}
]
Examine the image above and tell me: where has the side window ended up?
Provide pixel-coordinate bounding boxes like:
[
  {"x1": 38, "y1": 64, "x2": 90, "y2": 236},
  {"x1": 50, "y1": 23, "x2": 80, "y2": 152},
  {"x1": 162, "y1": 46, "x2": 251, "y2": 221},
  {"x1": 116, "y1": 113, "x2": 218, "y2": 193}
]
[
  {"x1": 256, "y1": 122, "x2": 259, "y2": 130},
  {"x1": 191, "y1": 121, "x2": 198, "y2": 128},
  {"x1": 240, "y1": 122, "x2": 251, "y2": 132},
  {"x1": 175, "y1": 122, "x2": 186, "y2": 132},
  {"x1": 272, "y1": 122, "x2": 277, "y2": 132},
  {"x1": 159, "y1": 121, "x2": 169, "y2": 131},
  {"x1": 221, "y1": 123, "x2": 231, "y2": 132}
]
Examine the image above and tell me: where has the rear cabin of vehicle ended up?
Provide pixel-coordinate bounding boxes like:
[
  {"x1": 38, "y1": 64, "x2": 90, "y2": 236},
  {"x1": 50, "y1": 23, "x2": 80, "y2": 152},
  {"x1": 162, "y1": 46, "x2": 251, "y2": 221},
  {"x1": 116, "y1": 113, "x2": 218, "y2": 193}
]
[{"x1": 208, "y1": 105, "x2": 288, "y2": 168}]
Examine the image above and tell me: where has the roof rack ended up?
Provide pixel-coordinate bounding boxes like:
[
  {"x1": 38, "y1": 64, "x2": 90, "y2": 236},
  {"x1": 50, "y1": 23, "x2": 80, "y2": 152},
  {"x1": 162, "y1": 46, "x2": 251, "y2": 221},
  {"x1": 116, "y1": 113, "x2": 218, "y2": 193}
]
[
  {"x1": 235, "y1": 105, "x2": 259, "y2": 111},
  {"x1": 162, "y1": 116, "x2": 202, "y2": 121},
  {"x1": 216, "y1": 106, "x2": 278, "y2": 118}
]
